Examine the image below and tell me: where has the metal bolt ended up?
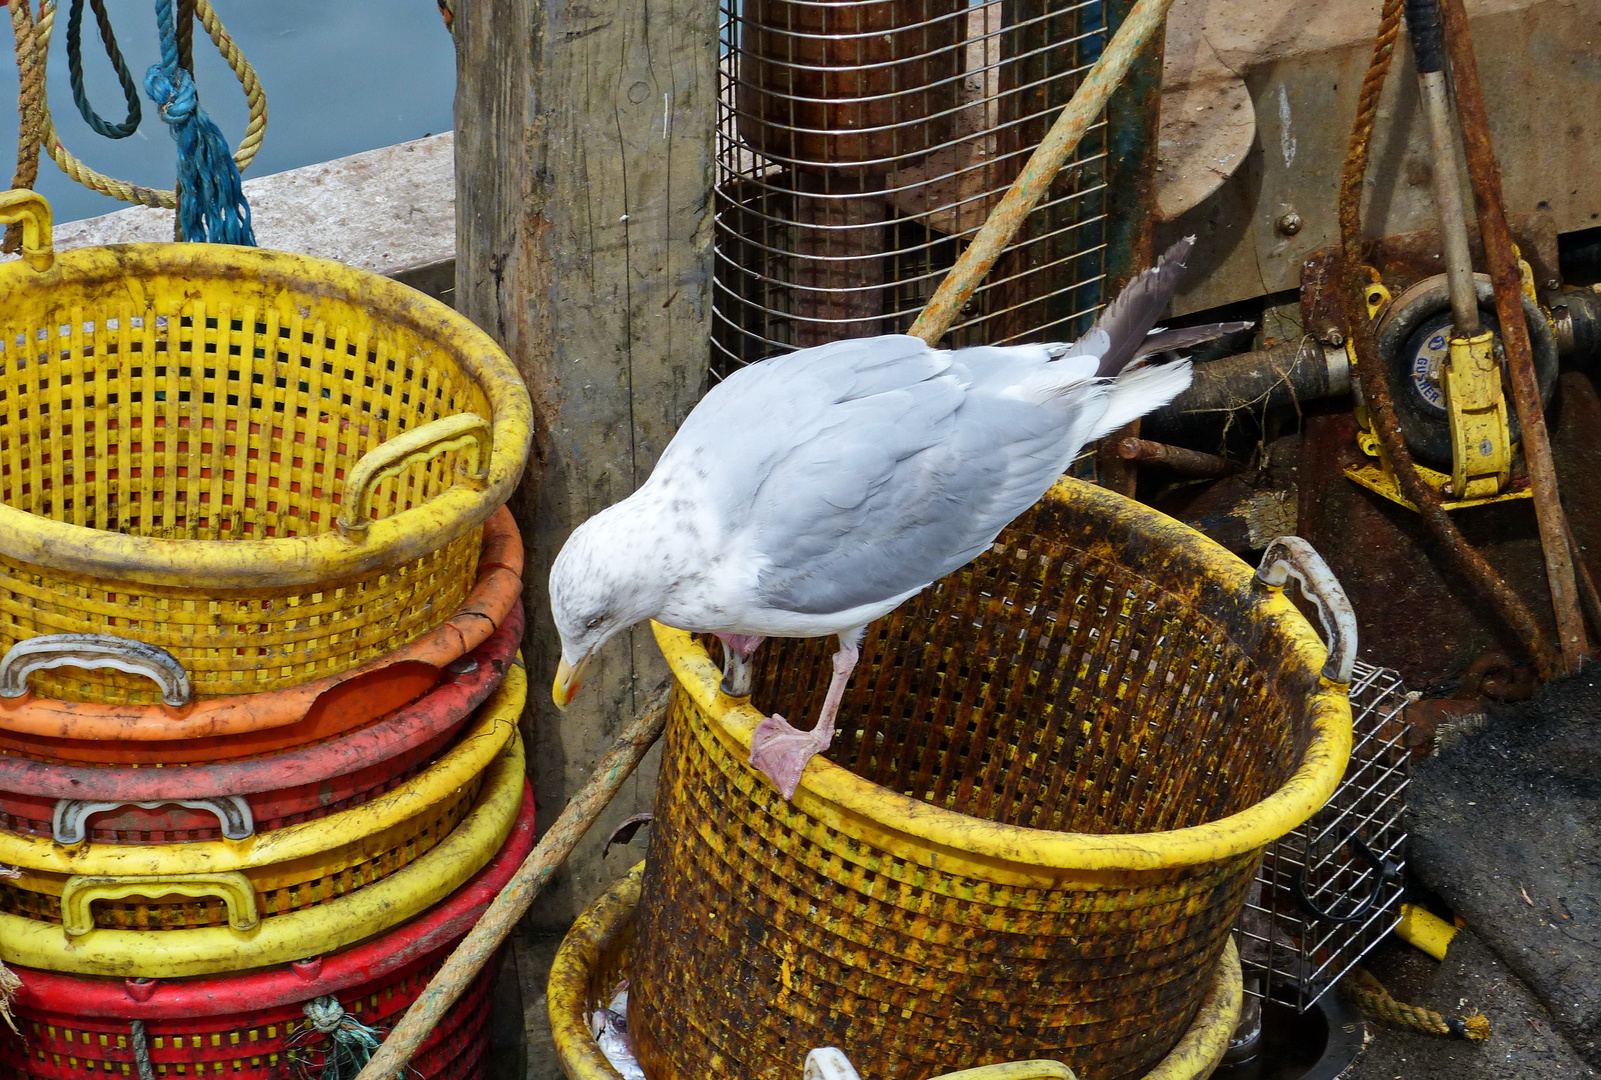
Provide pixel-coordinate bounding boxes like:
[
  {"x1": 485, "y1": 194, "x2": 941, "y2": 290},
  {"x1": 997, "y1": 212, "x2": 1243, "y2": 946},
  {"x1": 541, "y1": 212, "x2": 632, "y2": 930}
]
[
  {"x1": 1277, "y1": 212, "x2": 1303, "y2": 236},
  {"x1": 1322, "y1": 329, "x2": 1345, "y2": 347}
]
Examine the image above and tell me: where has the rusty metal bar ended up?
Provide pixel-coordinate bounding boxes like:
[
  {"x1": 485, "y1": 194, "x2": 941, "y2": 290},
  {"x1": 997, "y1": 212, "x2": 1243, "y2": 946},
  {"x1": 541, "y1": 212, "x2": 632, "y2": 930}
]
[
  {"x1": 907, "y1": 0, "x2": 1177, "y2": 344},
  {"x1": 1438, "y1": 0, "x2": 1587, "y2": 672},
  {"x1": 352, "y1": 685, "x2": 673, "y2": 1080},
  {"x1": 1116, "y1": 437, "x2": 1243, "y2": 477}
]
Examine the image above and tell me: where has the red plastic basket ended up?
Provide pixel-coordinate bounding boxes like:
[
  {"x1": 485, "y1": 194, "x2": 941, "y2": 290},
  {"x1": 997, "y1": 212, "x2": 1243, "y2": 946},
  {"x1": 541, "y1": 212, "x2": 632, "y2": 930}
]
[
  {"x1": 0, "y1": 782, "x2": 535, "y2": 1080},
  {"x1": 0, "y1": 605, "x2": 522, "y2": 843}
]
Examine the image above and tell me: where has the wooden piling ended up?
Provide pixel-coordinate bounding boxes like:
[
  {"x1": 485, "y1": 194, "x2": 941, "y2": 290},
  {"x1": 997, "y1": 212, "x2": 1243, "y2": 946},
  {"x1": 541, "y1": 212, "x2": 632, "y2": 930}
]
[{"x1": 453, "y1": 0, "x2": 716, "y2": 928}]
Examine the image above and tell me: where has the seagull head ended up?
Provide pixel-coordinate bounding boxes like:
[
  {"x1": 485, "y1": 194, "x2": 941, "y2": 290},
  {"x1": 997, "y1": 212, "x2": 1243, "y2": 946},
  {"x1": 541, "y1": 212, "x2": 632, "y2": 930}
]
[{"x1": 548, "y1": 504, "x2": 669, "y2": 710}]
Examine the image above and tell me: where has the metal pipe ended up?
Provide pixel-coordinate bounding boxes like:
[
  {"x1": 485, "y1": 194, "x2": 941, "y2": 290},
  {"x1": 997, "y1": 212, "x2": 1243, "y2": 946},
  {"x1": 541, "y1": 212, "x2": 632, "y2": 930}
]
[
  {"x1": 1418, "y1": 75, "x2": 1479, "y2": 335},
  {"x1": 1406, "y1": 0, "x2": 1479, "y2": 336},
  {"x1": 1115, "y1": 437, "x2": 1243, "y2": 477},
  {"x1": 1151, "y1": 339, "x2": 1351, "y2": 421}
]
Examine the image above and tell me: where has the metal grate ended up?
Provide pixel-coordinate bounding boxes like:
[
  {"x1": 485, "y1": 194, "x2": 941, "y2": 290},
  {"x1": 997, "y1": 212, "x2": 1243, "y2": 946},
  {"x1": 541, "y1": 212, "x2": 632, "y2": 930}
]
[
  {"x1": 712, "y1": 0, "x2": 1115, "y2": 375},
  {"x1": 1240, "y1": 659, "x2": 1413, "y2": 1011}
]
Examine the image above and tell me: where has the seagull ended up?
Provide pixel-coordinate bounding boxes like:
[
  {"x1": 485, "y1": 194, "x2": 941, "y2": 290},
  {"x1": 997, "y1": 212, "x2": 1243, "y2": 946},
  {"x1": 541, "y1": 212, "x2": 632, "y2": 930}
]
[{"x1": 550, "y1": 237, "x2": 1247, "y2": 800}]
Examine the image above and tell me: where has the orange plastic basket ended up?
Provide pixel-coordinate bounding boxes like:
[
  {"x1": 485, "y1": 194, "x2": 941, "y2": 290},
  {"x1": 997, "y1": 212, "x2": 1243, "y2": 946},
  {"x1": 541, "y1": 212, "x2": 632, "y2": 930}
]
[{"x1": 0, "y1": 505, "x2": 522, "y2": 753}]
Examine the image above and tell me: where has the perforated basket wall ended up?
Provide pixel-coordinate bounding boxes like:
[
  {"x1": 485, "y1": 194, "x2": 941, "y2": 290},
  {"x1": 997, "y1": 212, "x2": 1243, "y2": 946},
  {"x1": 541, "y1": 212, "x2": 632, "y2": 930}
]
[
  {"x1": 0, "y1": 772, "x2": 485, "y2": 932},
  {"x1": 634, "y1": 481, "x2": 1348, "y2": 1080},
  {"x1": 0, "y1": 947, "x2": 501, "y2": 1080},
  {"x1": 0, "y1": 241, "x2": 531, "y2": 704}
]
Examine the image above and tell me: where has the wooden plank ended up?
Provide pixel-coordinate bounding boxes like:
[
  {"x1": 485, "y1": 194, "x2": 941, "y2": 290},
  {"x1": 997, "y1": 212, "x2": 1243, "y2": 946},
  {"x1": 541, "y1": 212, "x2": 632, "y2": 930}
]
[{"x1": 454, "y1": 0, "x2": 715, "y2": 929}]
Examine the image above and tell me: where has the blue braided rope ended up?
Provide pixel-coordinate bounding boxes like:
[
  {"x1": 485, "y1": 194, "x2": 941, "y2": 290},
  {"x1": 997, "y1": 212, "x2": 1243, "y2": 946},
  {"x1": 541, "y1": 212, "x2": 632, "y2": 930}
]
[
  {"x1": 67, "y1": 0, "x2": 141, "y2": 139},
  {"x1": 143, "y1": 0, "x2": 255, "y2": 245}
]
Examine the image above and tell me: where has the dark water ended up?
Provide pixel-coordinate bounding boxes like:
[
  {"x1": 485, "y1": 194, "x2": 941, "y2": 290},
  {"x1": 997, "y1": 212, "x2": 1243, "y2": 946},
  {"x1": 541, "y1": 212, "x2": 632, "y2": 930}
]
[{"x1": 0, "y1": 1, "x2": 456, "y2": 224}]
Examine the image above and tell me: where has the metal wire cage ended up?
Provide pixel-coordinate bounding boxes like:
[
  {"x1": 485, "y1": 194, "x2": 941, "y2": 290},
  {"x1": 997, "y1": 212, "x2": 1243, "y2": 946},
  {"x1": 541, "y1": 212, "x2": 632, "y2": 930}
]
[
  {"x1": 1240, "y1": 659, "x2": 1412, "y2": 1011},
  {"x1": 712, "y1": 0, "x2": 1156, "y2": 373}
]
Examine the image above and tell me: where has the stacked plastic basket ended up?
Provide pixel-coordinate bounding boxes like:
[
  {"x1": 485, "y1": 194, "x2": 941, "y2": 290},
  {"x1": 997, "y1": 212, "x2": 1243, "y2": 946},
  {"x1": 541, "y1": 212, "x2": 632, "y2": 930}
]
[{"x1": 0, "y1": 190, "x2": 535, "y2": 1080}]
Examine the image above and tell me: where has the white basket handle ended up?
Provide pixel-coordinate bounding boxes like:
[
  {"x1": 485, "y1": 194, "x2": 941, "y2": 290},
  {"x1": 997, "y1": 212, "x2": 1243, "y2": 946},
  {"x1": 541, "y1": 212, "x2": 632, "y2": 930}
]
[
  {"x1": 336, "y1": 413, "x2": 492, "y2": 541},
  {"x1": 1255, "y1": 537, "x2": 1357, "y2": 685},
  {"x1": 0, "y1": 634, "x2": 192, "y2": 706},
  {"x1": 53, "y1": 796, "x2": 254, "y2": 845}
]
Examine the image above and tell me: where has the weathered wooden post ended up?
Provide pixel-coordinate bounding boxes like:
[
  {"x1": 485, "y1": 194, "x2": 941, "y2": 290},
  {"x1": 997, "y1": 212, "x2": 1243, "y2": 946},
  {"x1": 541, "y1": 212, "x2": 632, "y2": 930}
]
[{"x1": 453, "y1": 0, "x2": 716, "y2": 928}]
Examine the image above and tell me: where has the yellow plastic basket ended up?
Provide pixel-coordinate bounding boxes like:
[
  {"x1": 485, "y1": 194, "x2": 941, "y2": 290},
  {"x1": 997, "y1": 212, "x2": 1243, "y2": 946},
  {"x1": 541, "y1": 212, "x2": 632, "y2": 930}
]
[
  {"x1": 0, "y1": 662, "x2": 523, "y2": 935},
  {"x1": 0, "y1": 689, "x2": 525, "y2": 977},
  {"x1": 549, "y1": 865, "x2": 1243, "y2": 1080},
  {"x1": 635, "y1": 478, "x2": 1351, "y2": 1080},
  {"x1": 0, "y1": 191, "x2": 532, "y2": 703}
]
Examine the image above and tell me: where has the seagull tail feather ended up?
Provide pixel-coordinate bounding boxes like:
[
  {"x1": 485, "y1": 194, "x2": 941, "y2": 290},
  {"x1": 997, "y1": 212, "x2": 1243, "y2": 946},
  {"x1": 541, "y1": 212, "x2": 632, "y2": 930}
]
[
  {"x1": 1087, "y1": 236, "x2": 1197, "y2": 379},
  {"x1": 1131, "y1": 320, "x2": 1255, "y2": 364},
  {"x1": 1086, "y1": 359, "x2": 1194, "y2": 441}
]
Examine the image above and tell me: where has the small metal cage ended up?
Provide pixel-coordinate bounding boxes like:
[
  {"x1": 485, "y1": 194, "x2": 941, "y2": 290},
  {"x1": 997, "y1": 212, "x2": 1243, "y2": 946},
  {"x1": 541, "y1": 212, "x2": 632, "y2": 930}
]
[
  {"x1": 1241, "y1": 659, "x2": 1412, "y2": 1011},
  {"x1": 713, "y1": 0, "x2": 1149, "y2": 375}
]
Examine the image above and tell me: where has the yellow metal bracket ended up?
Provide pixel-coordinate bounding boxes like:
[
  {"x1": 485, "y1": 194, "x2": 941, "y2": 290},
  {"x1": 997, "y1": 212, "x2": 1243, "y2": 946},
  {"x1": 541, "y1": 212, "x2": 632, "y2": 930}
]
[
  {"x1": 1345, "y1": 271, "x2": 1530, "y2": 512},
  {"x1": 1442, "y1": 331, "x2": 1511, "y2": 499}
]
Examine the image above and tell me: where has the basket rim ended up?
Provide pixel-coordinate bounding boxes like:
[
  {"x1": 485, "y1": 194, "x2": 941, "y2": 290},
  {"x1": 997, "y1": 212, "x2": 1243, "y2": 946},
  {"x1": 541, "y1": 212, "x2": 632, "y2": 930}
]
[
  {"x1": 0, "y1": 606, "x2": 522, "y2": 800},
  {"x1": 654, "y1": 478, "x2": 1353, "y2": 872},
  {"x1": 9, "y1": 793, "x2": 538, "y2": 1018},
  {"x1": 548, "y1": 862, "x2": 1244, "y2": 1080},
  {"x1": 0, "y1": 243, "x2": 533, "y2": 589},
  {"x1": 0, "y1": 728, "x2": 527, "y2": 978},
  {"x1": 0, "y1": 505, "x2": 522, "y2": 744},
  {"x1": 0, "y1": 663, "x2": 523, "y2": 875}
]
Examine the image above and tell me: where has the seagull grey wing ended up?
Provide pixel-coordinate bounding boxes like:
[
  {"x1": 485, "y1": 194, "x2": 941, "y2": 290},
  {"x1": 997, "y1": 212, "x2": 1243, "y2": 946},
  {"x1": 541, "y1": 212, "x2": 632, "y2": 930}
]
[
  {"x1": 647, "y1": 334, "x2": 951, "y2": 514},
  {"x1": 751, "y1": 348, "x2": 1109, "y2": 618}
]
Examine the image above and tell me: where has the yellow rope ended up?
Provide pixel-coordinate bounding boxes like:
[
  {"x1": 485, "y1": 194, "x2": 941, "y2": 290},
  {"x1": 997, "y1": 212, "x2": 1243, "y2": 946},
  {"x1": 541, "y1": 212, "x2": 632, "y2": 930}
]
[
  {"x1": 29, "y1": 0, "x2": 266, "y2": 210},
  {"x1": 1345, "y1": 969, "x2": 1491, "y2": 1042},
  {"x1": 4, "y1": 0, "x2": 43, "y2": 253}
]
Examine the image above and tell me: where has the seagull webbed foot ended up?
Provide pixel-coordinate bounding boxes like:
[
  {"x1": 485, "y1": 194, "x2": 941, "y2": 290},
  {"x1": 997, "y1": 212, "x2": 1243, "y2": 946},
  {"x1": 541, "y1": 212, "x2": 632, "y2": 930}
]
[{"x1": 749, "y1": 713, "x2": 834, "y2": 801}]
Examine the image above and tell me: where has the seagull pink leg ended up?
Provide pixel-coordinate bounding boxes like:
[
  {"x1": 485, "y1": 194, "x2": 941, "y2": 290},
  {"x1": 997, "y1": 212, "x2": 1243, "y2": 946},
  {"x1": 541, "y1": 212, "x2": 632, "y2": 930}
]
[{"x1": 749, "y1": 639, "x2": 860, "y2": 801}]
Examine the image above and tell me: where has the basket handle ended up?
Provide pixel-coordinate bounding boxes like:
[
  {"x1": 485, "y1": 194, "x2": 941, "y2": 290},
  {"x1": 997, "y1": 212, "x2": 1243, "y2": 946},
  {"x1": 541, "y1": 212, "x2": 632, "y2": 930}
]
[
  {"x1": 1254, "y1": 537, "x2": 1357, "y2": 685},
  {"x1": 933, "y1": 1064, "x2": 1077, "y2": 1080},
  {"x1": 807, "y1": 1050, "x2": 1076, "y2": 1080},
  {"x1": 335, "y1": 413, "x2": 492, "y2": 541},
  {"x1": 60, "y1": 871, "x2": 260, "y2": 937},
  {"x1": 0, "y1": 189, "x2": 53, "y2": 272},
  {"x1": 53, "y1": 795, "x2": 255, "y2": 845},
  {"x1": 0, "y1": 634, "x2": 193, "y2": 707}
]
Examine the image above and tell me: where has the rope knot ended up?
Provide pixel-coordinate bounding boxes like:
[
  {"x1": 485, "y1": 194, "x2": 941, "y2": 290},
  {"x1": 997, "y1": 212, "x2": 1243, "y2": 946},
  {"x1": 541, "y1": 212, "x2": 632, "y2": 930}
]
[
  {"x1": 142, "y1": 63, "x2": 197, "y2": 124},
  {"x1": 303, "y1": 996, "x2": 347, "y2": 1035}
]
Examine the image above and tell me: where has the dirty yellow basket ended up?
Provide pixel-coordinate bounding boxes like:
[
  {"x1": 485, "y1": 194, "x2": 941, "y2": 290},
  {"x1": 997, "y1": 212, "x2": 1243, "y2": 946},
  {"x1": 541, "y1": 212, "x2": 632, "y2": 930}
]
[
  {"x1": 635, "y1": 478, "x2": 1352, "y2": 1080},
  {"x1": 550, "y1": 864, "x2": 1243, "y2": 1080},
  {"x1": 0, "y1": 191, "x2": 532, "y2": 703},
  {"x1": 0, "y1": 661, "x2": 523, "y2": 935}
]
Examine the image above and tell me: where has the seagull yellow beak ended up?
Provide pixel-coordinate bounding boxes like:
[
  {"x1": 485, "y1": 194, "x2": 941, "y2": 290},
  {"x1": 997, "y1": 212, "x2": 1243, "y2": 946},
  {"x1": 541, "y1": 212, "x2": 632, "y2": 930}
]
[{"x1": 553, "y1": 654, "x2": 593, "y2": 710}]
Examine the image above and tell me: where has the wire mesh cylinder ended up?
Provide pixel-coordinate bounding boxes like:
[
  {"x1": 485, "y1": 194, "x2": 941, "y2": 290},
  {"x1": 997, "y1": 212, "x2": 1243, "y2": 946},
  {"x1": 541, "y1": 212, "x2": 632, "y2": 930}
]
[{"x1": 715, "y1": 0, "x2": 1118, "y2": 368}]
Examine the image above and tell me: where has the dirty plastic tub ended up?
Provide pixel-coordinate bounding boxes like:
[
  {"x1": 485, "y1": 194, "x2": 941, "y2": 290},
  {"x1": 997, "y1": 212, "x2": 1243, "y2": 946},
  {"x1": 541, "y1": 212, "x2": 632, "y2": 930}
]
[
  {"x1": 635, "y1": 479, "x2": 1351, "y2": 1080},
  {"x1": 550, "y1": 864, "x2": 1244, "y2": 1080}
]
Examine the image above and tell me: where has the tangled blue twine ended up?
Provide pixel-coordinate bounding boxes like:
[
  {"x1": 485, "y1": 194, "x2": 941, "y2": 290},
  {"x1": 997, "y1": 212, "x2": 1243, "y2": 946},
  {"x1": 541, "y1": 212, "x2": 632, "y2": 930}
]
[{"x1": 143, "y1": 0, "x2": 255, "y2": 245}]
